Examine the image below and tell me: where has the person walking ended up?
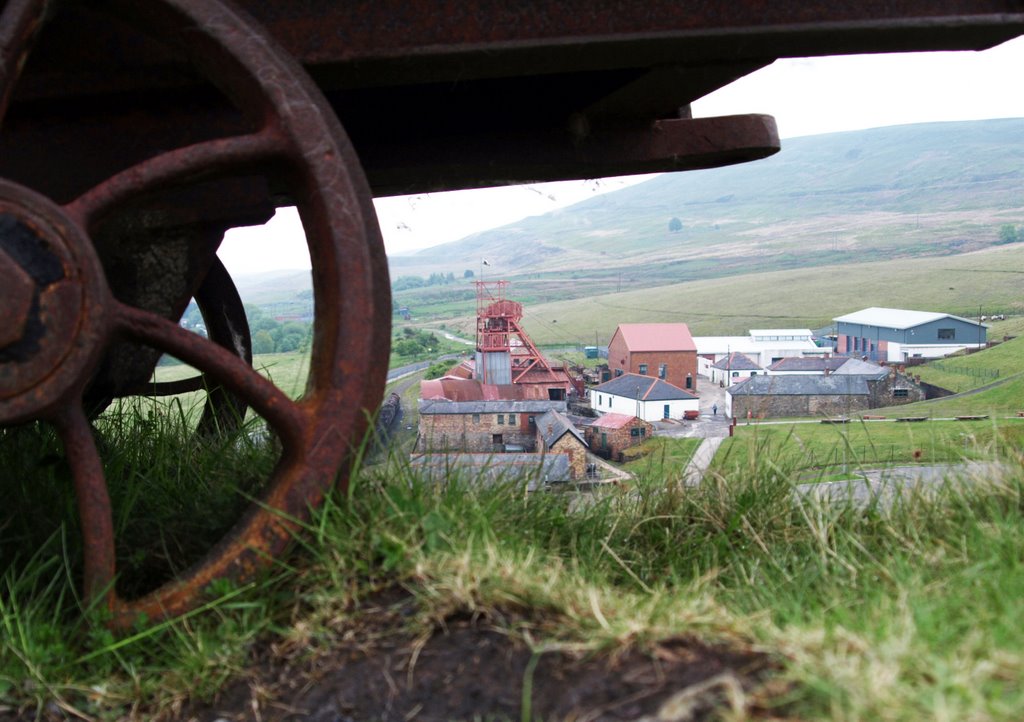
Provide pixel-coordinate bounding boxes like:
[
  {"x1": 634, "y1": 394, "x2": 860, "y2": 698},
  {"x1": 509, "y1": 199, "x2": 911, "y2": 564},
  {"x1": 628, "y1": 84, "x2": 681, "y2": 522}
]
[{"x1": 712, "y1": 403, "x2": 718, "y2": 416}]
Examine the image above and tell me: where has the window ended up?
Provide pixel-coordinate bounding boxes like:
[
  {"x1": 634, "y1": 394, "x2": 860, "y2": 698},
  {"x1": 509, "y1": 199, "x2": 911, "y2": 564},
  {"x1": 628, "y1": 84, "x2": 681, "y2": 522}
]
[
  {"x1": 528, "y1": 415, "x2": 536, "y2": 426},
  {"x1": 472, "y1": 413, "x2": 480, "y2": 423},
  {"x1": 685, "y1": 374, "x2": 693, "y2": 389},
  {"x1": 630, "y1": 428, "x2": 640, "y2": 437},
  {"x1": 658, "y1": 363, "x2": 667, "y2": 379},
  {"x1": 732, "y1": 371, "x2": 739, "y2": 377},
  {"x1": 508, "y1": 414, "x2": 517, "y2": 425},
  {"x1": 497, "y1": 414, "x2": 504, "y2": 425},
  {"x1": 853, "y1": 337, "x2": 859, "y2": 351},
  {"x1": 638, "y1": 363, "x2": 648, "y2": 375},
  {"x1": 492, "y1": 433, "x2": 503, "y2": 445},
  {"x1": 614, "y1": 369, "x2": 623, "y2": 377},
  {"x1": 893, "y1": 389, "x2": 909, "y2": 397},
  {"x1": 938, "y1": 328, "x2": 955, "y2": 340}
]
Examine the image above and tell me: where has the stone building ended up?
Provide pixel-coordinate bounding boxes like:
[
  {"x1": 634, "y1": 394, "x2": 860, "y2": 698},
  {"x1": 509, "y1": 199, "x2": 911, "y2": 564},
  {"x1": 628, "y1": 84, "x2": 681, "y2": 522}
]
[
  {"x1": 584, "y1": 412, "x2": 653, "y2": 461},
  {"x1": 417, "y1": 399, "x2": 566, "y2": 452},
  {"x1": 726, "y1": 368, "x2": 924, "y2": 419},
  {"x1": 535, "y1": 409, "x2": 589, "y2": 480}
]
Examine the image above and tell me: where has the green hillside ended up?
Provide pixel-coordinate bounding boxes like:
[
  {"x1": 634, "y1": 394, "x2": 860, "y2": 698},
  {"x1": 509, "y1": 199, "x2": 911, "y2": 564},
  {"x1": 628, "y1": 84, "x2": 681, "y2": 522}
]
[
  {"x1": 390, "y1": 119, "x2": 1024, "y2": 292},
  {"x1": 426, "y1": 242, "x2": 1024, "y2": 343}
]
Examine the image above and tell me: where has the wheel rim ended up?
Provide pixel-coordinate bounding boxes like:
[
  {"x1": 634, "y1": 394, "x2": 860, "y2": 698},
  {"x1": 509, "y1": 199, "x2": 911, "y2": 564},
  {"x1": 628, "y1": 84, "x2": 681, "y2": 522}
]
[{"x1": 0, "y1": 0, "x2": 391, "y2": 626}]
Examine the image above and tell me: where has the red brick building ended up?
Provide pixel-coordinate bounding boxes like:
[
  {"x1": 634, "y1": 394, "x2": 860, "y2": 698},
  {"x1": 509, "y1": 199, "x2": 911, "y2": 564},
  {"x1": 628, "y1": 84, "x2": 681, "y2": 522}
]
[{"x1": 607, "y1": 323, "x2": 698, "y2": 392}]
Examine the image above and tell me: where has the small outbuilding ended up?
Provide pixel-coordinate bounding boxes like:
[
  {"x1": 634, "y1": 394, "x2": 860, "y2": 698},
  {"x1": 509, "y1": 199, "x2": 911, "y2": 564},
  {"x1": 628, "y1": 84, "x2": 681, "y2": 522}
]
[
  {"x1": 535, "y1": 409, "x2": 589, "y2": 480},
  {"x1": 709, "y1": 352, "x2": 764, "y2": 387},
  {"x1": 584, "y1": 412, "x2": 653, "y2": 461}
]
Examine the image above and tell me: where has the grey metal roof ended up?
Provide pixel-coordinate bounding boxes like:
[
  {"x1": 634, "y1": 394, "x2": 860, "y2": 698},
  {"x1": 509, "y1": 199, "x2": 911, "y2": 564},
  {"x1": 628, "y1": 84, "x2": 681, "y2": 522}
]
[
  {"x1": 536, "y1": 409, "x2": 587, "y2": 449},
  {"x1": 592, "y1": 373, "x2": 698, "y2": 401},
  {"x1": 410, "y1": 453, "x2": 572, "y2": 489},
  {"x1": 419, "y1": 399, "x2": 567, "y2": 415},
  {"x1": 834, "y1": 307, "x2": 985, "y2": 330},
  {"x1": 728, "y1": 374, "x2": 874, "y2": 396}
]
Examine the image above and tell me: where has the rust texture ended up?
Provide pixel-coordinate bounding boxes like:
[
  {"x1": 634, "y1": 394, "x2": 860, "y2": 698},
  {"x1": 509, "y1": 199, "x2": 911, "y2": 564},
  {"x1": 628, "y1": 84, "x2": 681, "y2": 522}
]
[
  {"x1": 1, "y1": 0, "x2": 1021, "y2": 629},
  {"x1": 0, "y1": 0, "x2": 390, "y2": 629}
]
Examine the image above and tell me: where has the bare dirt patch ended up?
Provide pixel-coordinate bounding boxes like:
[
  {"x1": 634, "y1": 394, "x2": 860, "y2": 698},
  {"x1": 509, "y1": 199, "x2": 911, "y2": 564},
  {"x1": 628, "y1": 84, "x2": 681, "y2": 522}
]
[{"x1": 173, "y1": 592, "x2": 778, "y2": 722}]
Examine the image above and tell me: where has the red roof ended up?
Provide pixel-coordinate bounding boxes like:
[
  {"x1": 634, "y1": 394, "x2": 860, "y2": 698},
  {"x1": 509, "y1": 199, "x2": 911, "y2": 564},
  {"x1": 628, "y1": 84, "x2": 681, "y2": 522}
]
[
  {"x1": 420, "y1": 376, "x2": 547, "y2": 402},
  {"x1": 614, "y1": 323, "x2": 695, "y2": 352},
  {"x1": 589, "y1": 412, "x2": 641, "y2": 430}
]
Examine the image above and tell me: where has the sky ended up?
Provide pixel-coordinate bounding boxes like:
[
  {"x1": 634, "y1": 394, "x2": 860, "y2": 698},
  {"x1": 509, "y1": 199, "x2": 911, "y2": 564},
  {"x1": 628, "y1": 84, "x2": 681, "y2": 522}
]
[{"x1": 218, "y1": 36, "x2": 1024, "y2": 276}]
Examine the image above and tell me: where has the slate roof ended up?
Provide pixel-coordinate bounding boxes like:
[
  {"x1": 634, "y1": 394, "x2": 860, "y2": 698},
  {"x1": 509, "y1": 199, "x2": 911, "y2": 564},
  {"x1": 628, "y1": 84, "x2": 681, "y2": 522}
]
[
  {"x1": 535, "y1": 409, "x2": 587, "y2": 449},
  {"x1": 833, "y1": 358, "x2": 888, "y2": 378},
  {"x1": 419, "y1": 399, "x2": 567, "y2": 414},
  {"x1": 410, "y1": 453, "x2": 571, "y2": 489},
  {"x1": 727, "y1": 374, "x2": 875, "y2": 396},
  {"x1": 767, "y1": 356, "x2": 847, "y2": 372},
  {"x1": 614, "y1": 323, "x2": 696, "y2": 352},
  {"x1": 591, "y1": 373, "x2": 698, "y2": 401},
  {"x1": 712, "y1": 352, "x2": 762, "y2": 371},
  {"x1": 834, "y1": 307, "x2": 985, "y2": 329}
]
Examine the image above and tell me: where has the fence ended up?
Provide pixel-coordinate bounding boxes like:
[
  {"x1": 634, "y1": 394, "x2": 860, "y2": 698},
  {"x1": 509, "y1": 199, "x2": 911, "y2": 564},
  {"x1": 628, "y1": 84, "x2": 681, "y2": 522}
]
[{"x1": 928, "y1": 361, "x2": 1000, "y2": 380}]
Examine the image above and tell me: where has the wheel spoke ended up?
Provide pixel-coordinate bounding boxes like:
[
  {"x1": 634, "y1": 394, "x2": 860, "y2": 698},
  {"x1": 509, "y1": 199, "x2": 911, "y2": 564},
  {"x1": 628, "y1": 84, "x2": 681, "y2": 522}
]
[
  {"x1": 138, "y1": 376, "x2": 207, "y2": 396},
  {"x1": 0, "y1": 0, "x2": 46, "y2": 126},
  {"x1": 52, "y1": 403, "x2": 117, "y2": 613},
  {"x1": 63, "y1": 129, "x2": 287, "y2": 228},
  {"x1": 112, "y1": 301, "x2": 305, "y2": 449}
]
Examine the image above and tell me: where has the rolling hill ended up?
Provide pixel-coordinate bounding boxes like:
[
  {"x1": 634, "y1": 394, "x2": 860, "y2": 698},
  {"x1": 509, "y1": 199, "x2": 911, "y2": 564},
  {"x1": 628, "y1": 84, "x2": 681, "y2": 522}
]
[
  {"x1": 233, "y1": 119, "x2": 1024, "y2": 337},
  {"x1": 390, "y1": 118, "x2": 1024, "y2": 288}
]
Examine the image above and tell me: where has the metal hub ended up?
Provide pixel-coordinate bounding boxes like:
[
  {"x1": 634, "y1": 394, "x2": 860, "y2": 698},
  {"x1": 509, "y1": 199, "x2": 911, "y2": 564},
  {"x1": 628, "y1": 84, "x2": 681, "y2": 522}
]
[{"x1": 0, "y1": 179, "x2": 108, "y2": 423}]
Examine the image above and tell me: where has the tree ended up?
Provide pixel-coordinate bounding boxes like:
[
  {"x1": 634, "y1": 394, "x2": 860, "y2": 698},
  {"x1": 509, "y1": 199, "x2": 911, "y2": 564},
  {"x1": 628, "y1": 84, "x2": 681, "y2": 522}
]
[
  {"x1": 463, "y1": 269, "x2": 474, "y2": 278},
  {"x1": 252, "y1": 329, "x2": 275, "y2": 354},
  {"x1": 997, "y1": 224, "x2": 1019, "y2": 245},
  {"x1": 424, "y1": 360, "x2": 451, "y2": 379},
  {"x1": 668, "y1": 217, "x2": 683, "y2": 233}
]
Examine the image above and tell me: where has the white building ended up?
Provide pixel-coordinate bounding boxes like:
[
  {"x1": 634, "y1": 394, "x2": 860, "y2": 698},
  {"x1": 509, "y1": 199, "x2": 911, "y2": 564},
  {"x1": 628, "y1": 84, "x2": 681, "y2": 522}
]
[
  {"x1": 589, "y1": 373, "x2": 699, "y2": 422},
  {"x1": 695, "y1": 329, "x2": 825, "y2": 375}
]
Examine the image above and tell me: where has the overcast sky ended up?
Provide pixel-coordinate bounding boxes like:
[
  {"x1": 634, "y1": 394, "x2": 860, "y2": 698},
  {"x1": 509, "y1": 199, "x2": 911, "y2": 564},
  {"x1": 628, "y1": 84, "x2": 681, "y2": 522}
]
[{"x1": 218, "y1": 36, "x2": 1024, "y2": 276}]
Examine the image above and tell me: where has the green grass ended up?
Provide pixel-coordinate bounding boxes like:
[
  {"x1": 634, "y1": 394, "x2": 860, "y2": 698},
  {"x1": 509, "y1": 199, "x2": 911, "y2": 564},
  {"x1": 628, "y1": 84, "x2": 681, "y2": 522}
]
[
  {"x1": 619, "y1": 436, "x2": 703, "y2": 486},
  {"x1": 913, "y1": 335, "x2": 1024, "y2": 394},
  {"x1": 2, "y1": 408, "x2": 1023, "y2": 720},
  {"x1": 714, "y1": 418, "x2": 1024, "y2": 476}
]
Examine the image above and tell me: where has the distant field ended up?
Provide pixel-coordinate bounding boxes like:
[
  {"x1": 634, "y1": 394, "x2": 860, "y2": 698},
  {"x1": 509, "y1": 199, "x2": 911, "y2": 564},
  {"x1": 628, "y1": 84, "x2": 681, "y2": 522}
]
[{"x1": 508, "y1": 242, "x2": 1024, "y2": 342}]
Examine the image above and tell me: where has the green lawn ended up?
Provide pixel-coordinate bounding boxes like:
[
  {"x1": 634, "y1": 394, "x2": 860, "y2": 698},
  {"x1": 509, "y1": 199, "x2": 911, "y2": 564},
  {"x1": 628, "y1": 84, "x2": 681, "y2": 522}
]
[
  {"x1": 714, "y1": 418, "x2": 1024, "y2": 476},
  {"x1": 619, "y1": 436, "x2": 703, "y2": 486},
  {"x1": 913, "y1": 335, "x2": 1024, "y2": 394}
]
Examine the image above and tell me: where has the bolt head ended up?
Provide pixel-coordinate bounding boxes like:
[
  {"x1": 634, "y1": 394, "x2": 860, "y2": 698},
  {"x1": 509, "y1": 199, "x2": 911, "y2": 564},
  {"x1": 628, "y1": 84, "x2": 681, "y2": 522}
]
[{"x1": 0, "y1": 248, "x2": 34, "y2": 350}]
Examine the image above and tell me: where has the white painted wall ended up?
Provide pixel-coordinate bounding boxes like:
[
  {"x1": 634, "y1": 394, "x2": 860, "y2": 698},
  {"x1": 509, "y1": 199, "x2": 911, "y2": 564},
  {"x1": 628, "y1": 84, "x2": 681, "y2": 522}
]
[
  {"x1": 887, "y1": 342, "x2": 985, "y2": 362},
  {"x1": 589, "y1": 389, "x2": 699, "y2": 422}
]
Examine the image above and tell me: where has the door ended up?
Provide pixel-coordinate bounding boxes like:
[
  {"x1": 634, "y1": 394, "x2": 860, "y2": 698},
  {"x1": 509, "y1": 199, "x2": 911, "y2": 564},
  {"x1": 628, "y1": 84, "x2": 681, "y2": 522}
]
[{"x1": 663, "y1": 404, "x2": 670, "y2": 419}]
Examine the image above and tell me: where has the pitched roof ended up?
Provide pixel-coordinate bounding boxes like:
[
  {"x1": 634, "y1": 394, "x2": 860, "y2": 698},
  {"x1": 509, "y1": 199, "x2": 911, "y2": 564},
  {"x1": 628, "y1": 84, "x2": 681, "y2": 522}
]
[
  {"x1": 410, "y1": 453, "x2": 571, "y2": 489},
  {"x1": 589, "y1": 412, "x2": 644, "y2": 430},
  {"x1": 834, "y1": 307, "x2": 984, "y2": 329},
  {"x1": 712, "y1": 352, "x2": 762, "y2": 371},
  {"x1": 613, "y1": 323, "x2": 696, "y2": 352},
  {"x1": 727, "y1": 375, "x2": 874, "y2": 396},
  {"x1": 591, "y1": 373, "x2": 698, "y2": 401},
  {"x1": 767, "y1": 356, "x2": 847, "y2": 372},
  {"x1": 536, "y1": 409, "x2": 587, "y2": 449},
  {"x1": 833, "y1": 358, "x2": 887, "y2": 378}
]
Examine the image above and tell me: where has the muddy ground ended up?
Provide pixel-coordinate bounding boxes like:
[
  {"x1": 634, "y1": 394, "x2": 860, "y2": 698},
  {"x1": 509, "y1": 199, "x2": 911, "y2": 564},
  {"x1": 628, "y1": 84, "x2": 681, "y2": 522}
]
[{"x1": 173, "y1": 592, "x2": 780, "y2": 722}]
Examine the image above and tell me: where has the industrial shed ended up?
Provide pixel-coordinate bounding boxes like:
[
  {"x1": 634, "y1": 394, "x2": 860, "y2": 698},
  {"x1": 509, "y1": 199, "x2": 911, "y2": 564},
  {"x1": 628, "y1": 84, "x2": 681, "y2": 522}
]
[{"x1": 834, "y1": 307, "x2": 987, "y2": 362}]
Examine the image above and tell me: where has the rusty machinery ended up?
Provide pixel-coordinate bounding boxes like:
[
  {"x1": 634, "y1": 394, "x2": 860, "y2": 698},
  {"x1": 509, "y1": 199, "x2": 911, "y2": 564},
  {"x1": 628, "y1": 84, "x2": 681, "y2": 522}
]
[{"x1": 1, "y1": 0, "x2": 1022, "y2": 627}]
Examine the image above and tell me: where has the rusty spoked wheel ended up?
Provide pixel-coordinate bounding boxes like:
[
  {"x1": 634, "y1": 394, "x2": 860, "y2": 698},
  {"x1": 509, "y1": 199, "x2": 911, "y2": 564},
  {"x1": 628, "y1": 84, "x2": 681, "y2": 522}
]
[
  {"x1": 0, "y1": 0, "x2": 390, "y2": 627},
  {"x1": 138, "y1": 257, "x2": 254, "y2": 437}
]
